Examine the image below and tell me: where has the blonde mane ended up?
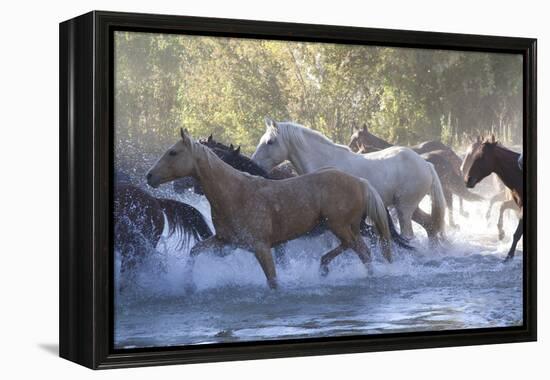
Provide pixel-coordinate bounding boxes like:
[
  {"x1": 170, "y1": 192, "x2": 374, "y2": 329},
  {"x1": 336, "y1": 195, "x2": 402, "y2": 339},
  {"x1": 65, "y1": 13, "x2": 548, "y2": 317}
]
[
  {"x1": 191, "y1": 139, "x2": 218, "y2": 170},
  {"x1": 190, "y1": 138, "x2": 254, "y2": 181}
]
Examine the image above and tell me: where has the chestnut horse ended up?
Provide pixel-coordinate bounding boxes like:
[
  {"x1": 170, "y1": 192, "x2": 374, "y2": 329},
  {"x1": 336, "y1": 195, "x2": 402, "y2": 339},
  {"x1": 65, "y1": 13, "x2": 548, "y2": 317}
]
[
  {"x1": 147, "y1": 129, "x2": 392, "y2": 289},
  {"x1": 464, "y1": 137, "x2": 523, "y2": 261}
]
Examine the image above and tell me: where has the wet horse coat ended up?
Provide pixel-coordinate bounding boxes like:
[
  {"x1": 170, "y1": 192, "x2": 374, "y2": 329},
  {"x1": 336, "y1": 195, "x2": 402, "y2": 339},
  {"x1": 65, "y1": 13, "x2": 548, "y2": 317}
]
[
  {"x1": 464, "y1": 138, "x2": 523, "y2": 261},
  {"x1": 252, "y1": 119, "x2": 447, "y2": 242},
  {"x1": 147, "y1": 129, "x2": 392, "y2": 289}
]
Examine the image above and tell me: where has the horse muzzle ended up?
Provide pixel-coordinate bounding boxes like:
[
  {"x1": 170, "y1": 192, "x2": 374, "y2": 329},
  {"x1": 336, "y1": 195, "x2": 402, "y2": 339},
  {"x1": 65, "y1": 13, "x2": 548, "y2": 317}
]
[
  {"x1": 146, "y1": 172, "x2": 161, "y2": 188},
  {"x1": 465, "y1": 176, "x2": 476, "y2": 188}
]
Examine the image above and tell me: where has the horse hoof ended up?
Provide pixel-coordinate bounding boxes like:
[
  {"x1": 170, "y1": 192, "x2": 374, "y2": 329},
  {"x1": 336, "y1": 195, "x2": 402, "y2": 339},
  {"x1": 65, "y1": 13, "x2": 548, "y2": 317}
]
[
  {"x1": 320, "y1": 265, "x2": 329, "y2": 277},
  {"x1": 503, "y1": 256, "x2": 513, "y2": 263},
  {"x1": 498, "y1": 232, "x2": 504, "y2": 241}
]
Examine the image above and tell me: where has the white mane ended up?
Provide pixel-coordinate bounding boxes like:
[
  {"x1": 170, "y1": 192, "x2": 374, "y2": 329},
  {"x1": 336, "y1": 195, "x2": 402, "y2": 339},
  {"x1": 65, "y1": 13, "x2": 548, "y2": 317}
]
[{"x1": 273, "y1": 122, "x2": 352, "y2": 152}]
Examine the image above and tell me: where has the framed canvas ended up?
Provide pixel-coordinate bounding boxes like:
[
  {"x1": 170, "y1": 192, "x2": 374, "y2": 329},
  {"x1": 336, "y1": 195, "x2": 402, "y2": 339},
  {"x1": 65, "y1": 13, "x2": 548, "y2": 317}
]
[{"x1": 59, "y1": 11, "x2": 537, "y2": 369}]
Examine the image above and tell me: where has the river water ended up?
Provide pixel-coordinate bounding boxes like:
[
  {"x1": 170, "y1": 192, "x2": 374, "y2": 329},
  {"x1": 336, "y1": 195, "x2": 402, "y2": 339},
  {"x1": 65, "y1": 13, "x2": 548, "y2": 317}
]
[{"x1": 113, "y1": 185, "x2": 523, "y2": 349}]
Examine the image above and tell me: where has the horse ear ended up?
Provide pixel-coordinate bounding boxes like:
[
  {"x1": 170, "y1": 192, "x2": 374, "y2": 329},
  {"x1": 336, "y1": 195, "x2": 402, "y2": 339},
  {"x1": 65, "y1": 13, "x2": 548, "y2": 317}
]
[
  {"x1": 265, "y1": 116, "x2": 278, "y2": 131},
  {"x1": 362, "y1": 124, "x2": 368, "y2": 132},
  {"x1": 229, "y1": 144, "x2": 234, "y2": 150},
  {"x1": 476, "y1": 135, "x2": 481, "y2": 143},
  {"x1": 180, "y1": 128, "x2": 192, "y2": 146},
  {"x1": 235, "y1": 146, "x2": 241, "y2": 155},
  {"x1": 490, "y1": 134, "x2": 496, "y2": 144},
  {"x1": 208, "y1": 134, "x2": 213, "y2": 142}
]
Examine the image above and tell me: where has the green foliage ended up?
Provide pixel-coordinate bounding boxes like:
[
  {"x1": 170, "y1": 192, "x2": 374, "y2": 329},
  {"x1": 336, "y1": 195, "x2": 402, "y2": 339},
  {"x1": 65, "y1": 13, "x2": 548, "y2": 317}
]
[{"x1": 114, "y1": 31, "x2": 522, "y2": 175}]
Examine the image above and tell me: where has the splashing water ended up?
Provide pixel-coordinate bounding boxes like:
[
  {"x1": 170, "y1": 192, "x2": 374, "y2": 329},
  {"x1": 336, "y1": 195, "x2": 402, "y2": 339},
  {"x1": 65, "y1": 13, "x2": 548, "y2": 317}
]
[{"x1": 114, "y1": 186, "x2": 523, "y2": 349}]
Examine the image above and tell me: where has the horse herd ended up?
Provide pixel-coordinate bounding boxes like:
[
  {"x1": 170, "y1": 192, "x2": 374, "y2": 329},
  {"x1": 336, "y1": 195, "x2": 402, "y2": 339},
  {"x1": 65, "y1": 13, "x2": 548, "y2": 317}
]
[{"x1": 115, "y1": 118, "x2": 524, "y2": 290}]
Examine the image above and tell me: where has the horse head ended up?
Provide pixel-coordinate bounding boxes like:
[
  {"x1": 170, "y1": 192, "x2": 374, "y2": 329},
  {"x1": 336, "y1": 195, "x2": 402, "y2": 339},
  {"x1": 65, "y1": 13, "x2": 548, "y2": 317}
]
[
  {"x1": 251, "y1": 117, "x2": 290, "y2": 171},
  {"x1": 348, "y1": 124, "x2": 371, "y2": 152},
  {"x1": 460, "y1": 135, "x2": 484, "y2": 176},
  {"x1": 146, "y1": 128, "x2": 196, "y2": 188},
  {"x1": 464, "y1": 135, "x2": 498, "y2": 188}
]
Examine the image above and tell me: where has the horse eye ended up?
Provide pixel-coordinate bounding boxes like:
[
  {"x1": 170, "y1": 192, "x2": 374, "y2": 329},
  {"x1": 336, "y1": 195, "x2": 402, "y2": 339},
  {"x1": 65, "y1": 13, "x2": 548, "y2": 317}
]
[
  {"x1": 169, "y1": 150, "x2": 178, "y2": 156},
  {"x1": 267, "y1": 140, "x2": 274, "y2": 145}
]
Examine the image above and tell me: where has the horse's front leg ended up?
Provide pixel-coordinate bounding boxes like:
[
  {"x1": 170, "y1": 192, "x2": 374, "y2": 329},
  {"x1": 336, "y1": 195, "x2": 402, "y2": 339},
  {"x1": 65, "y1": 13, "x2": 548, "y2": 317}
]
[
  {"x1": 486, "y1": 191, "x2": 505, "y2": 220},
  {"x1": 319, "y1": 245, "x2": 346, "y2": 277},
  {"x1": 253, "y1": 244, "x2": 277, "y2": 289},
  {"x1": 458, "y1": 197, "x2": 469, "y2": 218},
  {"x1": 445, "y1": 190, "x2": 456, "y2": 229},
  {"x1": 497, "y1": 200, "x2": 516, "y2": 240},
  {"x1": 504, "y1": 217, "x2": 523, "y2": 262}
]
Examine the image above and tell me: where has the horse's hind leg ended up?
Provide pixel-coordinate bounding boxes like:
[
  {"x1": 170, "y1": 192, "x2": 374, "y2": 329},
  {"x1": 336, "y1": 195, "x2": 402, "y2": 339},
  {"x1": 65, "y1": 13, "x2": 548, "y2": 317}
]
[
  {"x1": 397, "y1": 205, "x2": 416, "y2": 239},
  {"x1": 320, "y1": 224, "x2": 358, "y2": 276},
  {"x1": 254, "y1": 244, "x2": 277, "y2": 289},
  {"x1": 504, "y1": 217, "x2": 523, "y2": 262},
  {"x1": 351, "y1": 237, "x2": 373, "y2": 275}
]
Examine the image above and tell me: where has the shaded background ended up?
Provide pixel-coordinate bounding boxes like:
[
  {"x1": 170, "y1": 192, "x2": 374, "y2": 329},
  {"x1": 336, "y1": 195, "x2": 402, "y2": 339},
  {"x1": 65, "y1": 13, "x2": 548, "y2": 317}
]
[{"x1": 114, "y1": 31, "x2": 522, "y2": 178}]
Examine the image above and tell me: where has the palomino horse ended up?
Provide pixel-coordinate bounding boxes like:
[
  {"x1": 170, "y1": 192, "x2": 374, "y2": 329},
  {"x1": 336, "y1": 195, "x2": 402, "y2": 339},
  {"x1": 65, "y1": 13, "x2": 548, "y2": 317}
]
[
  {"x1": 180, "y1": 135, "x2": 413, "y2": 251},
  {"x1": 146, "y1": 129, "x2": 392, "y2": 289},
  {"x1": 348, "y1": 124, "x2": 479, "y2": 226},
  {"x1": 461, "y1": 137, "x2": 521, "y2": 239},
  {"x1": 464, "y1": 137, "x2": 523, "y2": 261},
  {"x1": 114, "y1": 183, "x2": 213, "y2": 289},
  {"x1": 252, "y1": 119, "x2": 447, "y2": 242}
]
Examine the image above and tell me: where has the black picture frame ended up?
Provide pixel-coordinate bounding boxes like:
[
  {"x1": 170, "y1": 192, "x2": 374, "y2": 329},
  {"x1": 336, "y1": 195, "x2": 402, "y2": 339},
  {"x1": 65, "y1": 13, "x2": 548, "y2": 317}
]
[{"x1": 59, "y1": 10, "x2": 537, "y2": 369}]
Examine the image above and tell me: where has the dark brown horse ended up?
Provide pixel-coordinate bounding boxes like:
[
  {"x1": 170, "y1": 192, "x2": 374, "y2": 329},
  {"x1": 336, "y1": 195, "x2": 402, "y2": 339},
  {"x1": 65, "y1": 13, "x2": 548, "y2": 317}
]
[
  {"x1": 114, "y1": 183, "x2": 212, "y2": 287},
  {"x1": 348, "y1": 125, "x2": 483, "y2": 227},
  {"x1": 461, "y1": 136, "x2": 521, "y2": 239},
  {"x1": 464, "y1": 137, "x2": 523, "y2": 261}
]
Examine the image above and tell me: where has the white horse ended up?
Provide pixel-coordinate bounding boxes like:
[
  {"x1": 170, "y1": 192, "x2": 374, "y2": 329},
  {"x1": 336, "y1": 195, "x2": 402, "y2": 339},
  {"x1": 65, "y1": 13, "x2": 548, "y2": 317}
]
[{"x1": 252, "y1": 119, "x2": 447, "y2": 241}]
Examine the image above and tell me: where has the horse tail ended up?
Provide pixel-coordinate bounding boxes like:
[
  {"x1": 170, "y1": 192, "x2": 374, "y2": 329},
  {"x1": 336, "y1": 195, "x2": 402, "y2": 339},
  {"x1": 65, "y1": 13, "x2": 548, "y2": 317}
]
[
  {"x1": 361, "y1": 179, "x2": 392, "y2": 262},
  {"x1": 447, "y1": 169, "x2": 484, "y2": 202},
  {"x1": 386, "y1": 209, "x2": 416, "y2": 251},
  {"x1": 428, "y1": 163, "x2": 447, "y2": 237},
  {"x1": 156, "y1": 198, "x2": 213, "y2": 249}
]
